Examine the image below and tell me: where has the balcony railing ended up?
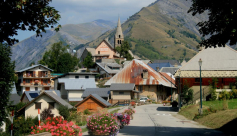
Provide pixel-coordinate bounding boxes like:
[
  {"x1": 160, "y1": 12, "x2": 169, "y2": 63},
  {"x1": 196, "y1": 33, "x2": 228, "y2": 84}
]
[
  {"x1": 21, "y1": 83, "x2": 51, "y2": 86},
  {"x1": 23, "y1": 75, "x2": 50, "y2": 78}
]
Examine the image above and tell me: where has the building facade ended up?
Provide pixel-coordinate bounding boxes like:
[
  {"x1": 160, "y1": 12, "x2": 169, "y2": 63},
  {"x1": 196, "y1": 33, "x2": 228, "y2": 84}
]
[{"x1": 16, "y1": 64, "x2": 53, "y2": 94}]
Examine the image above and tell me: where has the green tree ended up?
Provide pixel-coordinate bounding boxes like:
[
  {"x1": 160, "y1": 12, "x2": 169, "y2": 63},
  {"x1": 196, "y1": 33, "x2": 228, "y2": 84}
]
[
  {"x1": 0, "y1": 0, "x2": 61, "y2": 45},
  {"x1": 0, "y1": 43, "x2": 16, "y2": 126},
  {"x1": 83, "y1": 52, "x2": 94, "y2": 68},
  {"x1": 39, "y1": 42, "x2": 79, "y2": 73},
  {"x1": 188, "y1": 0, "x2": 237, "y2": 47},
  {"x1": 115, "y1": 41, "x2": 133, "y2": 60},
  {"x1": 181, "y1": 80, "x2": 194, "y2": 105}
]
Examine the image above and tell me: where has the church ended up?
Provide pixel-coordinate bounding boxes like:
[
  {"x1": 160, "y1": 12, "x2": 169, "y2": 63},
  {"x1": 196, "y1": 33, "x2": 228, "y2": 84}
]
[{"x1": 80, "y1": 17, "x2": 125, "y2": 63}]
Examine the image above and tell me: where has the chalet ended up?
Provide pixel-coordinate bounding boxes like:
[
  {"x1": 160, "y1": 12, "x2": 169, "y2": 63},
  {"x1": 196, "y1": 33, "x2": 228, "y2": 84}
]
[
  {"x1": 105, "y1": 59, "x2": 176, "y2": 102},
  {"x1": 15, "y1": 64, "x2": 53, "y2": 94},
  {"x1": 75, "y1": 94, "x2": 111, "y2": 112},
  {"x1": 53, "y1": 72, "x2": 97, "y2": 102},
  {"x1": 18, "y1": 91, "x2": 72, "y2": 118},
  {"x1": 174, "y1": 46, "x2": 237, "y2": 102}
]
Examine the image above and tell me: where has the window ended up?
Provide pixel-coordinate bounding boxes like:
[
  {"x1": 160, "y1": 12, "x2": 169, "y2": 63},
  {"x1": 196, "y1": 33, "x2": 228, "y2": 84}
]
[
  {"x1": 85, "y1": 76, "x2": 89, "y2": 79},
  {"x1": 48, "y1": 102, "x2": 55, "y2": 109},
  {"x1": 35, "y1": 102, "x2": 41, "y2": 109},
  {"x1": 75, "y1": 76, "x2": 79, "y2": 79},
  {"x1": 119, "y1": 92, "x2": 124, "y2": 94},
  {"x1": 87, "y1": 102, "x2": 95, "y2": 110},
  {"x1": 117, "y1": 40, "x2": 119, "y2": 44},
  {"x1": 119, "y1": 35, "x2": 121, "y2": 38},
  {"x1": 26, "y1": 79, "x2": 30, "y2": 83},
  {"x1": 98, "y1": 51, "x2": 100, "y2": 54},
  {"x1": 138, "y1": 86, "x2": 143, "y2": 92},
  {"x1": 195, "y1": 78, "x2": 200, "y2": 82},
  {"x1": 120, "y1": 40, "x2": 122, "y2": 44},
  {"x1": 35, "y1": 87, "x2": 38, "y2": 91}
]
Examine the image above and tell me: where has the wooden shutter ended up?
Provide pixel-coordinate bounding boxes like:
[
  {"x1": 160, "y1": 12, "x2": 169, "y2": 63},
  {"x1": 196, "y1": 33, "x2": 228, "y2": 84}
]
[
  {"x1": 38, "y1": 71, "x2": 42, "y2": 77},
  {"x1": 30, "y1": 79, "x2": 32, "y2": 83},
  {"x1": 48, "y1": 79, "x2": 50, "y2": 83},
  {"x1": 33, "y1": 71, "x2": 36, "y2": 77},
  {"x1": 23, "y1": 79, "x2": 25, "y2": 84},
  {"x1": 25, "y1": 87, "x2": 30, "y2": 91},
  {"x1": 41, "y1": 79, "x2": 43, "y2": 85}
]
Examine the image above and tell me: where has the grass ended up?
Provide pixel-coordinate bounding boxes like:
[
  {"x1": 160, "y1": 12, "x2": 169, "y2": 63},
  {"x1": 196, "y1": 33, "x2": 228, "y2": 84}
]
[
  {"x1": 179, "y1": 99, "x2": 237, "y2": 136},
  {"x1": 110, "y1": 109, "x2": 120, "y2": 114},
  {"x1": 82, "y1": 127, "x2": 88, "y2": 133},
  {"x1": 202, "y1": 99, "x2": 237, "y2": 110},
  {"x1": 107, "y1": 105, "x2": 121, "y2": 110}
]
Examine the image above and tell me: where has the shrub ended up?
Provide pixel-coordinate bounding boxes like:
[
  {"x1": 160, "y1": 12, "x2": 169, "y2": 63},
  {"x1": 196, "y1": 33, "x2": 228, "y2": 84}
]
[
  {"x1": 123, "y1": 109, "x2": 136, "y2": 115},
  {"x1": 87, "y1": 113, "x2": 119, "y2": 135},
  {"x1": 6, "y1": 116, "x2": 38, "y2": 135},
  {"x1": 83, "y1": 109, "x2": 91, "y2": 115},
  {"x1": 41, "y1": 108, "x2": 52, "y2": 121},
  {"x1": 30, "y1": 116, "x2": 82, "y2": 136},
  {"x1": 58, "y1": 105, "x2": 70, "y2": 120}
]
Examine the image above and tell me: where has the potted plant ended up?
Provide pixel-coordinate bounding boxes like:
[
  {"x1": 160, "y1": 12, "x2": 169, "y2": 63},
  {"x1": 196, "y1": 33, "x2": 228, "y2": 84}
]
[
  {"x1": 87, "y1": 113, "x2": 119, "y2": 135},
  {"x1": 123, "y1": 109, "x2": 136, "y2": 120},
  {"x1": 171, "y1": 101, "x2": 178, "y2": 107}
]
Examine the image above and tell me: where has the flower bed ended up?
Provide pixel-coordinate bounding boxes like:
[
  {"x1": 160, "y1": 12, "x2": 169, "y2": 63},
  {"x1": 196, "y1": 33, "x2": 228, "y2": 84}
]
[
  {"x1": 30, "y1": 116, "x2": 82, "y2": 136},
  {"x1": 87, "y1": 113, "x2": 119, "y2": 135}
]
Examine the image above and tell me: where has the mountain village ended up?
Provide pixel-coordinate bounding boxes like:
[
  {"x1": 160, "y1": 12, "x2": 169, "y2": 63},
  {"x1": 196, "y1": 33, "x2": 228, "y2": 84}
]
[{"x1": 1, "y1": 0, "x2": 237, "y2": 136}]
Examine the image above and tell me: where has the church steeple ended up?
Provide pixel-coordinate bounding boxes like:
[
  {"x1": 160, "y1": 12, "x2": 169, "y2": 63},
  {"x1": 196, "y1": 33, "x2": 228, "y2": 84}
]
[{"x1": 114, "y1": 17, "x2": 124, "y2": 48}]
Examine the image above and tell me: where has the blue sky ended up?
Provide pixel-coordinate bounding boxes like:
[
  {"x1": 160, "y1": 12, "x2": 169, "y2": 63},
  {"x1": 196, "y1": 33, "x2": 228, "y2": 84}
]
[{"x1": 14, "y1": 0, "x2": 156, "y2": 42}]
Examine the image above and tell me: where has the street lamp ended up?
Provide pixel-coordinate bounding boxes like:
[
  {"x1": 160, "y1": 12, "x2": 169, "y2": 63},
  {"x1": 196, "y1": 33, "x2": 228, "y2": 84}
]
[
  {"x1": 178, "y1": 69, "x2": 181, "y2": 110},
  {"x1": 199, "y1": 58, "x2": 203, "y2": 115},
  {"x1": 170, "y1": 74, "x2": 172, "y2": 102}
]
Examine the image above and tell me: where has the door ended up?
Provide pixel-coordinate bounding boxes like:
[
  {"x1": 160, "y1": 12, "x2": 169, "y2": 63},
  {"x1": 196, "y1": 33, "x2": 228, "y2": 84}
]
[
  {"x1": 87, "y1": 102, "x2": 95, "y2": 110},
  {"x1": 25, "y1": 87, "x2": 30, "y2": 91}
]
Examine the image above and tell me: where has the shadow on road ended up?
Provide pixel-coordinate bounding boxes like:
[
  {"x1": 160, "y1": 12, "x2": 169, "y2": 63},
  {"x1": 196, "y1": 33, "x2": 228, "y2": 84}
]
[
  {"x1": 117, "y1": 126, "x2": 226, "y2": 136},
  {"x1": 157, "y1": 107, "x2": 179, "y2": 112}
]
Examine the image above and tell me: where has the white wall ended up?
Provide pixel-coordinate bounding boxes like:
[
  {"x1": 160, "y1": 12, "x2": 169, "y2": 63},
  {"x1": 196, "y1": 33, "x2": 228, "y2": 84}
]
[
  {"x1": 22, "y1": 86, "x2": 43, "y2": 92},
  {"x1": 113, "y1": 91, "x2": 131, "y2": 100},
  {"x1": 25, "y1": 95, "x2": 60, "y2": 118},
  {"x1": 64, "y1": 75, "x2": 95, "y2": 79},
  {"x1": 68, "y1": 90, "x2": 84, "y2": 98}
]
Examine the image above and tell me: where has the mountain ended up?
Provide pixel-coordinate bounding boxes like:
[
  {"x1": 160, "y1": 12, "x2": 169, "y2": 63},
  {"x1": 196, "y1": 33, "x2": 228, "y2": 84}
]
[
  {"x1": 86, "y1": 0, "x2": 208, "y2": 61},
  {"x1": 11, "y1": 20, "x2": 116, "y2": 70}
]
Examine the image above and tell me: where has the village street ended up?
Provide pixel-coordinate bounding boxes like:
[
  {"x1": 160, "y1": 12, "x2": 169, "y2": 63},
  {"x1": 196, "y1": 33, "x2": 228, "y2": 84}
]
[{"x1": 115, "y1": 104, "x2": 225, "y2": 136}]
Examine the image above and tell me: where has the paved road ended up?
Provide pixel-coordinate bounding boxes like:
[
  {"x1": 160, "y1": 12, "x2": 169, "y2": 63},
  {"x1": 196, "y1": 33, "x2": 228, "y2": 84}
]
[
  {"x1": 117, "y1": 104, "x2": 225, "y2": 136},
  {"x1": 83, "y1": 104, "x2": 225, "y2": 136}
]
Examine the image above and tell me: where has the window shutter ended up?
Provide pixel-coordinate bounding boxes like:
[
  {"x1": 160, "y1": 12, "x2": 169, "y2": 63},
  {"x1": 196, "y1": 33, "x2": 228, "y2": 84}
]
[
  {"x1": 23, "y1": 79, "x2": 25, "y2": 84},
  {"x1": 48, "y1": 79, "x2": 50, "y2": 83}
]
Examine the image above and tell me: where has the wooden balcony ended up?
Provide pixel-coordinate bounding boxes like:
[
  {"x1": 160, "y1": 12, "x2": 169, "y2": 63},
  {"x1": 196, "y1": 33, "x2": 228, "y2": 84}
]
[{"x1": 20, "y1": 83, "x2": 51, "y2": 87}]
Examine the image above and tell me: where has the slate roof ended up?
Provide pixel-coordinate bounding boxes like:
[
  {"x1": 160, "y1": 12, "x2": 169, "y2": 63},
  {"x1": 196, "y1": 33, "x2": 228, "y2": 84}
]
[
  {"x1": 148, "y1": 63, "x2": 173, "y2": 71},
  {"x1": 110, "y1": 83, "x2": 135, "y2": 91},
  {"x1": 22, "y1": 90, "x2": 61, "y2": 102},
  {"x1": 16, "y1": 64, "x2": 53, "y2": 73},
  {"x1": 82, "y1": 88, "x2": 110, "y2": 98},
  {"x1": 105, "y1": 59, "x2": 176, "y2": 88},
  {"x1": 180, "y1": 46, "x2": 237, "y2": 71},
  {"x1": 75, "y1": 94, "x2": 111, "y2": 107},
  {"x1": 153, "y1": 60, "x2": 180, "y2": 66},
  {"x1": 18, "y1": 91, "x2": 73, "y2": 112},
  {"x1": 9, "y1": 94, "x2": 21, "y2": 105},
  {"x1": 96, "y1": 62, "x2": 121, "y2": 74},
  {"x1": 159, "y1": 67, "x2": 179, "y2": 75},
  {"x1": 58, "y1": 79, "x2": 96, "y2": 90}
]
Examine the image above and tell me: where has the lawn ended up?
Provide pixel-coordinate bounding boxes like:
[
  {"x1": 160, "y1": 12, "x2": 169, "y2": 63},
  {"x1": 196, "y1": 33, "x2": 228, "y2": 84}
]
[{"x1": 202, "y1": 99, "x2": 237, "y2": 110}]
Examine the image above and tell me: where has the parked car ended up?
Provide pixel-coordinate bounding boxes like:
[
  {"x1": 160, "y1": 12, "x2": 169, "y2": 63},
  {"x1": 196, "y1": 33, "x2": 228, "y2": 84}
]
[{"x1": 140, "y1": 97, "x2": 149, "y2": 102}]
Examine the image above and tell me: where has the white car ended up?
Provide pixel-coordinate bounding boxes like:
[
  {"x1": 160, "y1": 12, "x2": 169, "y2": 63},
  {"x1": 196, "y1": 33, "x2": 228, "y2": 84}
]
[{"x1": 140, "y1": 97, "x2": 149, "y2": 102}]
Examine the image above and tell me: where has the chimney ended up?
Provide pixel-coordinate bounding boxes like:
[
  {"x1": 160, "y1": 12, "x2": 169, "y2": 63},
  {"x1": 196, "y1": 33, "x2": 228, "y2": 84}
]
[
  {"x1": 156, "y1": 67, "x2": 160, "y2": 72},
  {"x1": 143, "y1": 69, "x2": 148, "y2": 79}
]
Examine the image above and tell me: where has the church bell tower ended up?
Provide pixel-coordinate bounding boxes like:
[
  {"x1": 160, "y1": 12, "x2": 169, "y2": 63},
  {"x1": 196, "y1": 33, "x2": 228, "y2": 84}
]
[{"x1": 114, "y1": 17, "x2": 124, "y2": 48}]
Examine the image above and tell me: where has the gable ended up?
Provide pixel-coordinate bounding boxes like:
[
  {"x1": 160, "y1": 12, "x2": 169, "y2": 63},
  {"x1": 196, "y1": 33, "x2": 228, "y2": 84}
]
[
  {"x1": 96, "y1": 40, "x2": 115, "y2": 52},
  {"x1": 75, "y1": 95, "x2": 106, "y2": 107}
]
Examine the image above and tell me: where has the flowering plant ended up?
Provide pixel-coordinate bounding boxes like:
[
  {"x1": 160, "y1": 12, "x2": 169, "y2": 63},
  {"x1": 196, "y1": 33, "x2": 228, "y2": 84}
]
[
  {"x1": 113, "y1": 113, "x2": 130, "y2": 125},
  {"x1": 123, "y1": 109, "x2": 135, "y2": 115},
  {"x1": 87, "y1": 113, "x2": 119, "y2": 135},
  {"x1": 30, "y1": 116, "x2": 82, "y2": 136}
]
